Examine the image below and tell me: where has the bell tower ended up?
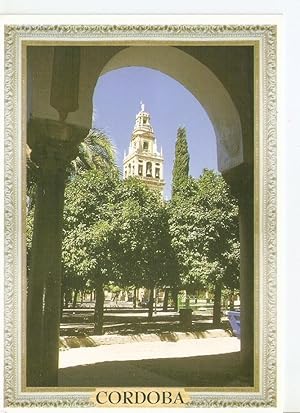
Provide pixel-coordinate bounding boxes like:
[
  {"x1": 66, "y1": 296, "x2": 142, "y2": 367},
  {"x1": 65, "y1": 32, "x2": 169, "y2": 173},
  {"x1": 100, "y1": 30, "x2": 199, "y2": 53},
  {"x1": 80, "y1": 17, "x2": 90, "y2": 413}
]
[{"x1": 123, "y1": 102, "x2": 165, "y2": 196}]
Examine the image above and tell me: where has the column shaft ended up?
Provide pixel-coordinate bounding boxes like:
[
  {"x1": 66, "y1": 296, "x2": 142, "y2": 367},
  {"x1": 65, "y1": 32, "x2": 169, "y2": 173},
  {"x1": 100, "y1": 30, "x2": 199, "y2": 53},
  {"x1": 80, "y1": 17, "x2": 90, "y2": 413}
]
[
  {"x1": 26, "y1": 118, "x2": 87, "y2": 386},
  {"x1": 239, "y1": 188, "x2": 254, "y2": 380},
  {"x1": 27, "y1": 165, "x2": 66, "y2": 386},
  {"x1": 223, "y1": 164, "x2": 254, "y2": 382}
]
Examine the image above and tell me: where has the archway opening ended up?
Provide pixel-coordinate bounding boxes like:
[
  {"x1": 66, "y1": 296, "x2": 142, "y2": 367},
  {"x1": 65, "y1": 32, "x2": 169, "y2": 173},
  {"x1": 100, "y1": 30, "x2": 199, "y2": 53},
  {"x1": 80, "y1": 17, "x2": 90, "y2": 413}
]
[
  {"x1": 97, "y1": 46, "x2": 244, "y2": 174},
  {"x1": 87, "y1": 63, "x2": 245, "y2": 383},
  {"x1": 93, "y1": 66, "x2": 218, "y2": 199}
]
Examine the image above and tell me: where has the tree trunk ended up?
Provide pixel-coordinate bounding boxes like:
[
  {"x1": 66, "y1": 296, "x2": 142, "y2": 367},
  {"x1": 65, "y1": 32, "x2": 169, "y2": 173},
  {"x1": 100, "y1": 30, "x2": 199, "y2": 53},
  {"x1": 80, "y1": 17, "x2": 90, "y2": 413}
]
[
  {"x1": 133, "y1": 288, "x2": 137, "y2": 309},
  {"x1": 65, "y1": 289, "x2": 72, "y2": 307},
  {"x1": 213, "y1": 281, "x2": 222, "y2": 326},
  {"x1": 60, "y1": 285, "x2": 65, "y2": 321},
  {"x1": 94, "y1": 283, "x2": 105, "y2": 335},
  {"x1": 148, "y1": 287, "x2": 155, "y2": 320},
  {"x1": 229, "y1": 290, "x2": 235, "y2": 310},
  {"x1": 172, "y1": 288, "x2": 179, "y2": 311},
  {"x1": 72, "y1": 289, "x2": 78, "y2": 308},
  {"x1": 163, "y1": 288, "x2": 169, "y2": 312}
]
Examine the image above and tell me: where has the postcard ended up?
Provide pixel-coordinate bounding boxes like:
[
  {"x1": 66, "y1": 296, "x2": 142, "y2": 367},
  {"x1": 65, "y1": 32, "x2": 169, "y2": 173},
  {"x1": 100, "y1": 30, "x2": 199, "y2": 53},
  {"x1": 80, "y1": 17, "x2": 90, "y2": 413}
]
[{"x1": 3, "y1": 19, "x2": 278, "y2": 409}]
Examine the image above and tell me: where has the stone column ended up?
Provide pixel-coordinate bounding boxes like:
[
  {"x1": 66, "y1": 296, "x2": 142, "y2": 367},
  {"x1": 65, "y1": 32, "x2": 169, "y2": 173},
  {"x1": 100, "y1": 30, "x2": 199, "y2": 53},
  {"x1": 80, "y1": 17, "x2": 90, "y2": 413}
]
[
  {"x1": 238, "y1": 182, "x2": 254, "y2": 379},
  {"x1": 223, "y1": 164, "x2": 254, "y2": 382},
  {"x1": 27, "y1": 118, "x2": 87, "y2": 386}
]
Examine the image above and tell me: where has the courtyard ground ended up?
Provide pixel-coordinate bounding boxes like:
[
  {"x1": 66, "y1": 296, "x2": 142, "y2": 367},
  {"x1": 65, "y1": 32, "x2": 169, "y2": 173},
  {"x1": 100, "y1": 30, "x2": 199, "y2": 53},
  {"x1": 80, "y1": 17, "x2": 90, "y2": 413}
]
[
  {"x1": 58, "y1": 338, "x2": 242, "y2": 387},
  {"x1": 58, "y1": 302, "x2": 250, "y2": 388}
]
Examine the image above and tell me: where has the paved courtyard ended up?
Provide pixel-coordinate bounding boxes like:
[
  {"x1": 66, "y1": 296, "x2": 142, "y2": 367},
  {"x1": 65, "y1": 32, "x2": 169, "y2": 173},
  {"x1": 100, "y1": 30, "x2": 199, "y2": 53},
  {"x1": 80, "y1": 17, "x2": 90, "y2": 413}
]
[
  {"x1": 57, "y1": 303, "x2": 249, "y2": 387},
  {"x1": 58, "y1": 336, "x2": 246, "y2": 387}
]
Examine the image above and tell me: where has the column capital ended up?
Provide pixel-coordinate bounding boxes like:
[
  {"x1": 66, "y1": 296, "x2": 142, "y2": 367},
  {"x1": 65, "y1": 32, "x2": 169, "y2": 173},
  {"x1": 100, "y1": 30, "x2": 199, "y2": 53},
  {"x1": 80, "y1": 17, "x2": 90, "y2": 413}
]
[{"x1": 27, "y1": 117, "x2": 88, "y2": 176}]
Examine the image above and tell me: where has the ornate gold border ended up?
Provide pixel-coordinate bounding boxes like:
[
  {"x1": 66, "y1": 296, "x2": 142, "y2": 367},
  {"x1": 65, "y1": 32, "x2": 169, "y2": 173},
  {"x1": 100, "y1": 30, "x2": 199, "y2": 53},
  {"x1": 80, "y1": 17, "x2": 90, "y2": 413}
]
[{"x1": 4, "y1": 24, "x2": 277, "y2": 408}]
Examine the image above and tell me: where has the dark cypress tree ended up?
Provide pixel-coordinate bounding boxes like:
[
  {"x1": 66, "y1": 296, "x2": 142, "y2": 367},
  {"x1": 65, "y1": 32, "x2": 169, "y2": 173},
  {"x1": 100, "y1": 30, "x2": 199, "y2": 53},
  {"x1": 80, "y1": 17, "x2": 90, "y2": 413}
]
[{"x1": 171, "y1": 127, "x2": 190, "y2": 197}]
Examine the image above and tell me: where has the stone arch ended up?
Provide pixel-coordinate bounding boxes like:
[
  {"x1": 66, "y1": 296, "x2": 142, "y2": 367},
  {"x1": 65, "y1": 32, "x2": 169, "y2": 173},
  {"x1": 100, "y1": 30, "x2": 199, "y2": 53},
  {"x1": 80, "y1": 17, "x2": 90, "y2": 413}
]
[
  {"x1": 28, "y1": 46, "x2": 244, "y2": 173},
  {"x1": 99, "y1": 46, "x2": 243, "y2": 173}
]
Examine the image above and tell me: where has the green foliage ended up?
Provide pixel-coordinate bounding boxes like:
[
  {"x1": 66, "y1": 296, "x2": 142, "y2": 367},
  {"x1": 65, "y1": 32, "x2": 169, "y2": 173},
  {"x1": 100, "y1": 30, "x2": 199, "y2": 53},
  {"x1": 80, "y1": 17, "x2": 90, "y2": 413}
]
[
  {"x1": 63, "y1": 168, "x2": 118, "y2": 228},
  {"x1": 68, "y1": 128, "x2": 118, "y2": 177},
  {"x1": 62, "y1": 223, "x2": 93, "y2": 290},
  {"x1": 111, "y1": 178, "x2": 179, "y2": 290},
  {"x1": 62, "y1": 168, "x2": 120, "y2": 290},
  {"x1": 27, "y1": 120, "x2": 240, "y2": 311},
  {"x1": 62, "y1": 164, "x2": 120, "y2": 334},
  {"x1": 169, "y1": 169, "x2": 239, "y2": 292},
  {"x1": 172, "y1": 127, "x2": 190, "y2": 196},
  {"x1": 61, "y1": 174, "x2": 179, "y2": 294}
]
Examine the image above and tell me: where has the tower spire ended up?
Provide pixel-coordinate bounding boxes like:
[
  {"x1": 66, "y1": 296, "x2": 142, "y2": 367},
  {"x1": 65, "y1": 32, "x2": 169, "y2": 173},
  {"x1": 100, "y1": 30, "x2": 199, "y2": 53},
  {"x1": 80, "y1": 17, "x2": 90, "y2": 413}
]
[{"x1": 123, "y1": 103, "x2": 165, "y2": 197}]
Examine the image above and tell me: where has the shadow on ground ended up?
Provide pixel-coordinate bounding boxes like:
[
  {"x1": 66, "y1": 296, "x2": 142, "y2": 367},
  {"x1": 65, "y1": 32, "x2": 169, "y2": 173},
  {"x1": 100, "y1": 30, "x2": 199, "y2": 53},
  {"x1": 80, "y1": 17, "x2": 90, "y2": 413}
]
[
  {"x1": 60, "y1": 309, "x2": 230, "y2": 336},
  {"x1": 60, "y1": 329, "x2": 232, "y2": 350},
  {"x1": 58, "y1": 351, "x2": 253, "y2": 387}
]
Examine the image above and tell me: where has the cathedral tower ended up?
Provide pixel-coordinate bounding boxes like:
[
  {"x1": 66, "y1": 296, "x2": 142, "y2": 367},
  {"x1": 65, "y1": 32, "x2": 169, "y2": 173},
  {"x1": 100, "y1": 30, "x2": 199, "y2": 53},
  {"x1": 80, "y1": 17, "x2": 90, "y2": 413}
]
[{"x1": 123, "y1": 103, "x2": 165, "y2": 196}]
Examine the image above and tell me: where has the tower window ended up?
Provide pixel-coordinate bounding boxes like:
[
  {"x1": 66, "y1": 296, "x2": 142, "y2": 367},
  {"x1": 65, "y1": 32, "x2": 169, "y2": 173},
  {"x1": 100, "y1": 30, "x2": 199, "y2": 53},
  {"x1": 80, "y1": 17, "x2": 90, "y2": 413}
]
[
  {"x1": 155, "y1": 167, "x2": 160, "y2": 178},
  {"x1": 143, "y1": 117, "x2": 147, "y2": 125},
  {"x1": 146, "y1": 162, "x2": 152, "y2": 177},
  {"x1": 143, "y1": 141, "x2": 149, "y2": 151},
  {"x1": 138, "y1": 164, "x2": 143, "y2": 176}
]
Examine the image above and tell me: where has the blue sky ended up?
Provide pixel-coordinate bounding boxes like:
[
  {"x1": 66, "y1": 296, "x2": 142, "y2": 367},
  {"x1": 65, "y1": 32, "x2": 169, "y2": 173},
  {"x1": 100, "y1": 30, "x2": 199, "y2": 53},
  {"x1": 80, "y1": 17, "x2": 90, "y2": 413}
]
[{"x1": 93, "y1": 67, "x2": 217, "y2": 199}]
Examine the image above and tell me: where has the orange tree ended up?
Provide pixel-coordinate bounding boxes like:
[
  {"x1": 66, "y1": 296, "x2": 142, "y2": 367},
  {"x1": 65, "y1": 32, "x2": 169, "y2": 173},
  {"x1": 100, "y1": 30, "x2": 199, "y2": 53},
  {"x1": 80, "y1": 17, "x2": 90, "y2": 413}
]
[
  {"x1": 111, "y1": 178, "x2": 179, "y2": 320},
  {"x1": 168, "y1": 169, "x2": 239, "y2": 325},
  {"x1": 62, "y1": 167, "x2": 120, "y2": 333}
]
